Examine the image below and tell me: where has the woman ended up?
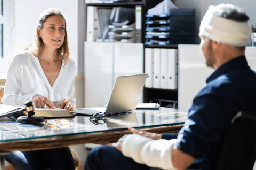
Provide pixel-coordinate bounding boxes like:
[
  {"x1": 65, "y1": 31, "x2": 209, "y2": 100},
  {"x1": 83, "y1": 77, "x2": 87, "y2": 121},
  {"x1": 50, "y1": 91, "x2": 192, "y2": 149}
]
[{"x1": 2, "y1": 8, "x2": 76, "y2": 170}]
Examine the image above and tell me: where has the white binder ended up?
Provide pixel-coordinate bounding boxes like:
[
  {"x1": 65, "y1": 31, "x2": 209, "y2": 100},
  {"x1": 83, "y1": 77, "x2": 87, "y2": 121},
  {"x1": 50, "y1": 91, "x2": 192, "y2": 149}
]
[
  {"x1": 160, "y1": 49, "x2": 167, "y2": 89},
  {"x1": 145, "y1": 48, "x2": 154, "y2": 88},
  {"x1": 167, "y1": 49, "x2": 178, "y2": 89},
  {"x1": 87, "y1": 7, "x2": 98, "y2": 42},
  {"x1": 153, "y1": 48, "x2": 161, "y2": 88}
]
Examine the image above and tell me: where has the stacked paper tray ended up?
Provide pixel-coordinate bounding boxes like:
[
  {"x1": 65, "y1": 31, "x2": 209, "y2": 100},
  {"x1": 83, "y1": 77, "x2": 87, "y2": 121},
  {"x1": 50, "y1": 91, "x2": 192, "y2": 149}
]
[
  {"x1": 145, "y1": 14, "x2": 171, "y2": 45},
  {"x1": 144, "y1": 9, "x2": 196, "y2": 45},
  {"x1": 107, "y1": 23, "x2": 135, "y2": 43},
  {"x1": 145, "y1": 32, "x2": 170, "y2": 39}
]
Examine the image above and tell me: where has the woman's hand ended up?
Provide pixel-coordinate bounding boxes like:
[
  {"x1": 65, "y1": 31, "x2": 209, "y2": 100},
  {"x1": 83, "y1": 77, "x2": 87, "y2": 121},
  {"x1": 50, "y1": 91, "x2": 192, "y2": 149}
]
[
  {"x1": 128, "y1": 127, "x2": 162, "y2": 140},
  {"x1": 32, "y1": 95, "x2": 56, "y2": 109},
  {"x1": 57, "y1": 99, "x2": 74, "y2": 111}
]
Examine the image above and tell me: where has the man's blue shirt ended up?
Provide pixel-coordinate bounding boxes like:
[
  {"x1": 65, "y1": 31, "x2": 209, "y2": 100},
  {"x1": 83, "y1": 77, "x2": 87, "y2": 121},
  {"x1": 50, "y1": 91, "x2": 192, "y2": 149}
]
[{"x1": 162, "y1": 56, "x2": 256, "y2": 169}]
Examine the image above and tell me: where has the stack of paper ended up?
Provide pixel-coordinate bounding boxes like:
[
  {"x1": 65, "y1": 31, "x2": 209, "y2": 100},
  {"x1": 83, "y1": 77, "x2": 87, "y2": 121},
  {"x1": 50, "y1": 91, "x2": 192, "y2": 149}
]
[{"x1": 147, "y1": 0, "x2": 177, "y2": 16}]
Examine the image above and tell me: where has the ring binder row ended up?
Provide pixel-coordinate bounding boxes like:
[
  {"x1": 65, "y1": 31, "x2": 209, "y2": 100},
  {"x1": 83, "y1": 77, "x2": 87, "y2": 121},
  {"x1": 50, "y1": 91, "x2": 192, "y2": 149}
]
[
  {"x1": 145, "y1": 48, "x2": 178, "y2": 90},
  {"x1": 145, "y1": 9, "x2": 196, "y2": 45}
]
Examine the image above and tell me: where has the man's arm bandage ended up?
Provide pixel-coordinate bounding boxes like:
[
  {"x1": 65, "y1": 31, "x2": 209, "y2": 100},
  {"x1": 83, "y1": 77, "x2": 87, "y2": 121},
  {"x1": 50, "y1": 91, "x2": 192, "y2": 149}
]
[{"x1": 122, "y1": 134, "x2": 177, "y2": 169}]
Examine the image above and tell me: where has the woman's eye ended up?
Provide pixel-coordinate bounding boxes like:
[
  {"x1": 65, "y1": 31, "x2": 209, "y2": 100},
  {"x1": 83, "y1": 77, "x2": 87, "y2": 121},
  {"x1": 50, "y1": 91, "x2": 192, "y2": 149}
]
[
  {"x1": 60, "y1": 27, "x2": 65, "y2": 31},
  {"x1": 49, "y1": 26, "x2": 54, "y2": 30}
]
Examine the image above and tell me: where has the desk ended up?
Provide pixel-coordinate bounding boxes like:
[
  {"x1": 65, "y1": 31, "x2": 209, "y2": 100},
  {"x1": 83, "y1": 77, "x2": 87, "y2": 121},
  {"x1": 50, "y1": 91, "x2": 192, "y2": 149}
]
[{"x1": 0, "y1": 108, "x2": 187, "y2": 170}]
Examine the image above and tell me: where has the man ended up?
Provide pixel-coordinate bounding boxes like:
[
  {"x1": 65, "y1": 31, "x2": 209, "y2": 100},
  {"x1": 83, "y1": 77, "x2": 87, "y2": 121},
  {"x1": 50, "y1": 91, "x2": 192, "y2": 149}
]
[{"x1": 84, "y1": 4, "x2": 255, "y2": 170}]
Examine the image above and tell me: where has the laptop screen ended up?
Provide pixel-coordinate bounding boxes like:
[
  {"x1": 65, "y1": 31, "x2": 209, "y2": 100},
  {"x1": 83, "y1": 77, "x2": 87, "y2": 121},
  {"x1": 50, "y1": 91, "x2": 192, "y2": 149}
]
[{"x1": 105, "y1": 73, "x2": 148, "y2": 115}]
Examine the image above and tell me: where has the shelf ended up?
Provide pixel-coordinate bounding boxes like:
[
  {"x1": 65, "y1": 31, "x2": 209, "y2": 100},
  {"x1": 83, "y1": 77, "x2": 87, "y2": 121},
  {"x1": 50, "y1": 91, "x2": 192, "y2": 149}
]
[
  {"x1": 145, "y1": 20, "x2": 170, "y2": 25},
  {"x1": 86, "y1": 2, "x2": 144, "y2": 7},
  {"x1": 145, "y1": 35, "x2": 169, "y2": 39},
  {"x1": 146, "y1": 14, "x2": 170, "y2": 18},
  {"x1": 143, "y1": 87, "x2": 178, "y2": 105},
  {"x1": 145, "y1": 87, "x2": 178, "y2": 92},
  {"x1": 145, "y1": 44, "x2": 178, "y2": 48}
]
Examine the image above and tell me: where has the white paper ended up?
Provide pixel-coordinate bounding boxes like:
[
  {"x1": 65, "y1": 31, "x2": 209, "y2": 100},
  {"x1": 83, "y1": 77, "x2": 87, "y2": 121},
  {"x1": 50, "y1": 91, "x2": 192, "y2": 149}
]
[
  {"x1": 136, "y1": 103, "x2": 159, "y2": 109},
  {"x1": 72, "y1": 107, "x2": 106, "y2": 116},
  {"x1": 0, "y1": 104, "x2": 20, "y2": 116}
]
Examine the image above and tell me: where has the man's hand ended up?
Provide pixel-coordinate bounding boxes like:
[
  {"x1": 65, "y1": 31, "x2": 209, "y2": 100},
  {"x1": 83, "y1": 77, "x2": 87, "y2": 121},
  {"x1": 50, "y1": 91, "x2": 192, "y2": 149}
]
[
  {"x1": 111, "y1": 135, "x2": 127, "y2": 152},
  {"x1": 111, "y1": 127, "x2": 162, "y2": 153},
  {"x1": 128, "y1": 127, "x2": 162, "y2": 140},
  {"x1": 32, "y1": 95, "x2": 56, "y2": 109},
  {"x1": 57, "y1": 99, "x2": 74, "y2": 111}
]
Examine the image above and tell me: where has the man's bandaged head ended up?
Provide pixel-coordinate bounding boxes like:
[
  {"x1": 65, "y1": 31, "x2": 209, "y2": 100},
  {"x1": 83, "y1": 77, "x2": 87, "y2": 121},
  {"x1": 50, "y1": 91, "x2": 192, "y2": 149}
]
[{"x1": 199, "y1": 4, "x2": 251, "y2": 47}]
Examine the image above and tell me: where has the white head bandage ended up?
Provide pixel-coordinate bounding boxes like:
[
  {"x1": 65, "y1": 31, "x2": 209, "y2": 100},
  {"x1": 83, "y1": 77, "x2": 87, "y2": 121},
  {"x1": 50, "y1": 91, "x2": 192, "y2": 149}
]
[{"x1": 199, "y1": 5, "x2": 251, "y2": 47}]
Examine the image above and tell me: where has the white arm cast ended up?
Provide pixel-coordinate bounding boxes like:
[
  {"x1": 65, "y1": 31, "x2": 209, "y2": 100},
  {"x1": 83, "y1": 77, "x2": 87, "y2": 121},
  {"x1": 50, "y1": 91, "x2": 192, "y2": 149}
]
[{"x1": 122, "y1": 134, "x2": 177, "y2": 170}]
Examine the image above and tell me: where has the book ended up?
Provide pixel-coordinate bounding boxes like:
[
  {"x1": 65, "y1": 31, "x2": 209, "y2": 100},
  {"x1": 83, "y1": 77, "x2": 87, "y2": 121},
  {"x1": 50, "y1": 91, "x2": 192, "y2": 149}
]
[
  {"x1": 34, "y1": 108, "x2": 74, "y2": 119},
  {"x1": 0, "y1": 104, "x2": 74, "y2": 120}
]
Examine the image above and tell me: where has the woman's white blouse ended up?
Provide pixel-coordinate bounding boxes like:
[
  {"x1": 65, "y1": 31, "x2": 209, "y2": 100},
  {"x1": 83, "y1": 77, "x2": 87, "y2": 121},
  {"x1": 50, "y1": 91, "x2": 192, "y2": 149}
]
[{"x1": 2, "y1": 50, "x2": 76, "y2": 106}]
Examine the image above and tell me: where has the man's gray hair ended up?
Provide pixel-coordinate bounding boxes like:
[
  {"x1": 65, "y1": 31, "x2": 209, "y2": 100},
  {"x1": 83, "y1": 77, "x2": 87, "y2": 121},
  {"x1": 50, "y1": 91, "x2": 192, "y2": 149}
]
[{"x1": 211, "y1": 4, "x2": 250, "y2": 22}]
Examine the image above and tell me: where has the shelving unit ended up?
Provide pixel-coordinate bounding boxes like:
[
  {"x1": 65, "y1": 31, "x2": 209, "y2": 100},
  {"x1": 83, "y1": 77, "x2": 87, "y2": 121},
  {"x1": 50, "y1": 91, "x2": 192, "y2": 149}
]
[
  {"x1": 143, "y1": 44, "x2": 179, "y2": 107},
  {"x1": 84, "y1": 0, "x2": 197, "y2": 108},
  {"x1": 86, "y1": 2, "x2": 145, "y2": 43},
  {"x1": 143, "y1": 8, "x2": 196, "y2": 107},
  {"x1": 84, "y1": 0, "x2": 147, "y2": 108}
]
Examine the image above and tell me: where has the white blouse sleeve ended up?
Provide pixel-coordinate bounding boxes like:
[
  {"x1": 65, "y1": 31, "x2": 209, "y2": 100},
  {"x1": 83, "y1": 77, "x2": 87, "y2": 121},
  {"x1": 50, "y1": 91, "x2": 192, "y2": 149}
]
[
  {"x1": 1, "y1": 55, "x2": 37, "y2": 105},
  {"x1": 67, "y1": 76, "x2": 76, "y2": 108}
]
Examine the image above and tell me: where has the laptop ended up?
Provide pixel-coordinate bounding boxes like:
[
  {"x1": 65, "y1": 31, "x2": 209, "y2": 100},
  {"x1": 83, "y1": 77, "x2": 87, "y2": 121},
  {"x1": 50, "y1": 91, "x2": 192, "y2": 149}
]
[{"x1": 74, "y1": 73, "x2": 148, "y2": 116}]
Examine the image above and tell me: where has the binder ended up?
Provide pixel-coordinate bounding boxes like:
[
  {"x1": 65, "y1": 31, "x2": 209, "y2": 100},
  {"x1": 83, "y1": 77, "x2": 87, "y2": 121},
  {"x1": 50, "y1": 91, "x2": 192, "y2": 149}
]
[
  {"x1": 135, "y1": 5, "x2": 142, "y2": 43},
  {"x1": 167, "y1": 49, "x2": 178, "y2": 89},
  {"x1": 87, "y1": 7, "x2": 98, "y2": 42},
  {"x1": 153, "y1": 48, "x2": 161, "y2": 88},
  {"x1": 160, "y1": 49, "x2": 167, "y2": 89},
  {"x1": 145, "y1": 48, "x2": 154, "y2": 88}
]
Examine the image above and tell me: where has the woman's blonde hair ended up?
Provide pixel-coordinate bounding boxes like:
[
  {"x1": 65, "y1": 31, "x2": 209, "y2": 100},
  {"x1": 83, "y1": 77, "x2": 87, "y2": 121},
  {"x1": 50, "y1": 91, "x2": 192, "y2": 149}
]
[{"x1": 31, "y1": 8, "x2": 70, "y2": 61}]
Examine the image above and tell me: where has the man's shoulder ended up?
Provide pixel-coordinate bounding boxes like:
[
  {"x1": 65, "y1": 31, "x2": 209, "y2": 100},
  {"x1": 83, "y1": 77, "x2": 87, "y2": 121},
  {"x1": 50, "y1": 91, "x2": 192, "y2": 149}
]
[{"x1": 198, "y1": 68, "x2": 256, "y2": 98}]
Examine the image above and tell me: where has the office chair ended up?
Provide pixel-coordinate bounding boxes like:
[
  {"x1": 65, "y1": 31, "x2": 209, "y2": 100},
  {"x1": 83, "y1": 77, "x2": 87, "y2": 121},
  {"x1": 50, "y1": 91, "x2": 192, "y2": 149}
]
[{"x1": 216, "y1": 111, "x2": 256, "y2": 170}]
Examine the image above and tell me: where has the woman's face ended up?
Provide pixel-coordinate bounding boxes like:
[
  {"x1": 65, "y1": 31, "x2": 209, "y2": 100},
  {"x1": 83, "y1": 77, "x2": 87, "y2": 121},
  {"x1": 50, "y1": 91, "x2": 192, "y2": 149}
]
[{"x1": 39, "y1": 15, "x2": 66, "y2": 50}]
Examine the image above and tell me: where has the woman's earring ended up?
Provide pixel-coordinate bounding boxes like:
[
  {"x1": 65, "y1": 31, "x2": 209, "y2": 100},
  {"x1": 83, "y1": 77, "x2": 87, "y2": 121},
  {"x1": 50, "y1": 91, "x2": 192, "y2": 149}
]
[{"x1": 38, "y1": 28, "x2": 41, "y2": 37}]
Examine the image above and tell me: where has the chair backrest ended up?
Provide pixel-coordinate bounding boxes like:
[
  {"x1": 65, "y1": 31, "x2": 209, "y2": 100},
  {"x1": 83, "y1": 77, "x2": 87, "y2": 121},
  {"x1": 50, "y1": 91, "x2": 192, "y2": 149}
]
[
  {"x1": 0, "y1": 87, "x2": 4, "y2": 104},
  {"x1": 216, "y1": 111, "x2": 256, "y2": 170}
]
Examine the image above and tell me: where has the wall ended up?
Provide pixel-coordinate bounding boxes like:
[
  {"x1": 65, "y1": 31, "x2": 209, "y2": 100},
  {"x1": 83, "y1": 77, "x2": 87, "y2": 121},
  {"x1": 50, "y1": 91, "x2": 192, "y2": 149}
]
[
  {"x1": 0, "y1": 0, "x2": 14, "y2": 74},
  {"x1": 172, "y1": 0, "x2": 256, "y2": 44},
  {"x1": 179, "y1": 45, "x2": 256, "y2": 111},
  {"x1": 13, "y1": 0, "x2": 79, "y2": 74},
  {"x1": 78, "y1": 0, "x2": 86, "y2": 75},
  {"x1": 13, "y1": 0, "x2": 86, "y2": 108}
]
